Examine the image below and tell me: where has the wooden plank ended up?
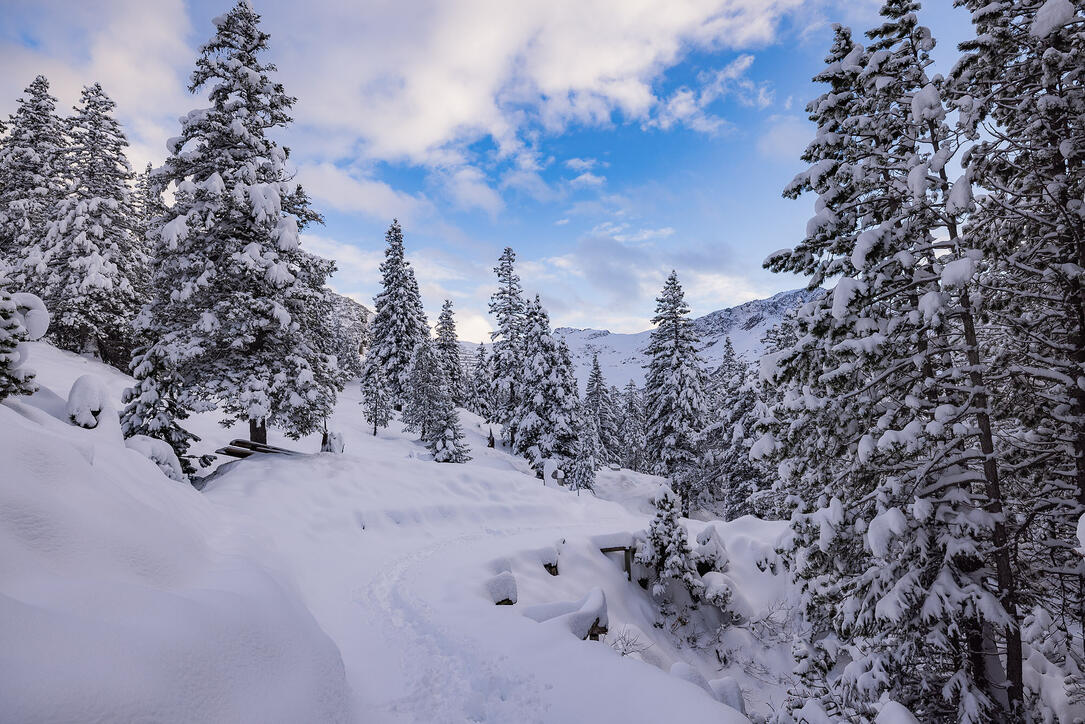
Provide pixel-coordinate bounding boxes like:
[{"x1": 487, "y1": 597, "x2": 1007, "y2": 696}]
[
  {"x1": 216, "y1": 446, "x2": 255, "y2": 459},
  {"x1": 228, "y1": 439, "x2": 302, "y2": 456}
]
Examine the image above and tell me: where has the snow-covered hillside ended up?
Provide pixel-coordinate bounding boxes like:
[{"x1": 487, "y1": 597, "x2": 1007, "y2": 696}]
[
  {"x1": 554, "y1": 289, "x2": 820, "y2": 387},
  {"x1": 2, "y1": 342, "x2": 797, "y2": 723}
]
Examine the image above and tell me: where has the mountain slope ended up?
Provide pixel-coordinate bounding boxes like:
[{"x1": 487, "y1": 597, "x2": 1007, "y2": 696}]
[{"x1": 554, "y1": 288, "x2": 821, "y2": 387}]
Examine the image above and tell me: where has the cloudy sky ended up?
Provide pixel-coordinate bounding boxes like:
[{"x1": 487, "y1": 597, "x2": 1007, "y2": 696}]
[{"x1": 1, "y1": 0, "x2": 971, "y2": 341}]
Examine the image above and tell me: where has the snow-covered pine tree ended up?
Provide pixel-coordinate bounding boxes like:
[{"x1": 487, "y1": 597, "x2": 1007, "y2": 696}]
[
  {"x1": 488, "y1": 247, "x2": 525, "y2": 444},
  {"x1": 362, "y1": 219, "x2": 428, "y2": 408},
  {"x1": 511, "y1": 296, "x2": 579, "y2": 477},
  {"x1": 360, "y1": 366, "x2": 392, "y2": 436},
  {"x1": 635, "y1": 485, "x2": 700, "y2": 600},
  {"x1": 643, "y1": 271, "x2": 706, "y2": 515},
  {"x1": 0, "y1": 75, "x2": 67, "y2": 289},
  {"x1": 133, "y1": 1, "x2": 338, "y2": 445},
  {"x1": 583, "y1": 352, "x2": 620, "y2": 465},
  {"x1": 762, "y1": 7, "x2": 1024, "y2": 719},
  {"x1": 428, "y1": 387, "x2": 471, "y2": 464},
  {"x1": 120, "y1": 347, "x2": 202, "y2": 476},
  {"x1": 402, "y1": 337, "x2": 443, "y2": 441},
  {"x1": 618, "y1": 380, "x2": 647, "y2": 472},
  {"x1": 402, "y1": 337, "x2": 470, "y2": 462},
  {"x1": 700, "y1": 338, "x2": 765, "y2": 519},
  {"x1": 0, "y1": 274, "x2": 48, "y2": 401},
  {"x1": 567, "y1": 408, "x2": 597, "y2": 492},
  {"x1": 40, "y1": 83, "x2": 146, "y2": 364},
  {"x1": 434, "y1": 299, "x2": 465, "y2": 405},
  {"x1": 466, "y1": 342, "x2": 493, "y2": 420},
  {"x1": 951, "y1": 3, "x2": 1085, "y2": 706}
]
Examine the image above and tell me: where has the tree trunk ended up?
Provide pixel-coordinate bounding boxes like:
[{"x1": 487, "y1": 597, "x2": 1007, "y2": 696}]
[{"x1": 249, "y1": 418, "x2": 267, "y2": 444}]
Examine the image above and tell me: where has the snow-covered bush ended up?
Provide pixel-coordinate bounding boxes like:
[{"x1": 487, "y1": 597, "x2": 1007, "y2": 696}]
[
  {"x1": 0, "y1": 286, "x2": 49, "y2": 401},
  {"x1": 67, "y1": 374, "x2": 108, "y2": 429},
  {"x1": 125, "y1": 434, "x2": 186, "y2": 482}
]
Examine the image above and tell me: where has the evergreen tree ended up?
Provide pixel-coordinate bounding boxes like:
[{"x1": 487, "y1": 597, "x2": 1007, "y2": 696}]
[
  {"x1": 700, "y1": 338, "x2": 765, "y2": 519},
  {"x1": 402, "y1": 337, "x2": 470, "y2": 462},
  {"x1": 567, "y1": 407, "x2": 597, "y2": 491},
  {"x1": 643, "y1": 271, "x2": 706, "y2": 514},
  {"x1": 0, "y1": 275, "x2": 48, "y2": 401},
  {"x1": 617, "y1": 380, "x2": 647, "y2": 472},
  {"x1": 132, "y1": 1, "x2": 337, "y2": 444},
  {"x1": 402, "y1": 338, "x2": 443, "y2": 441},
  {"x1": 0, "y1": 75, "x2": 66, "y2": 288},
  {"x1": 360, "y1": 366, "x2": 392, "y2": 436},
  {"x1": 120, "y1": 346, "x2": 201, "y2": 476},
  {"x1": 467, "y1": 342, "x2": 494, "y2": 420},
  {"x1": 428, "y1": 390, "x2": 471, "y2": 464},
  {"x1": 762, "y1": 7, "x2": 1025, "y2": 719},
  {"x1": 583, "y1": 353, "x2": 620, "y2": 465},
  {"x1": 511, "y1": 296, "x2": 579, "y2": 477},
  {"x1": 363, "y1": 219, "x2": 428, "y2": 407},
  {"x1": 434, "y1": 299, "x2": 465, "y2": 405},
  {"x1": 952, "y1": 4, "x2": 1085, "y2": 709},
  {"x1": 635, "y1": 486, "x2": 700, "y2": 599},
  {"x1": 41, "y1": 83, "x2": 146, "y2": 363},
  {"x1": 488, "y1": 247, "x2": 525, "y2": 443}
]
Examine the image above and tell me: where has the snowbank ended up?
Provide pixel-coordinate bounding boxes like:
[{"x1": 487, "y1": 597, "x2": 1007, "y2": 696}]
[{"x1": 0, "y1": 399, "x2": 351, "y2": 722}]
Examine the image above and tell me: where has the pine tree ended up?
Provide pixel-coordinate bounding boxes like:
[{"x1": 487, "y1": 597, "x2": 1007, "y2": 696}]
[
  {"x1": 951, "y1": 4, "x2": 1085, "y2": 710},
  {"x1": 428, "y1": 390, "x2": 471, "y2": 464},
  {"x1": 402, "y1": 337, "x2": 470, "y2": 462},
  {"x1": 360, "y1": 366, "x2": 392, "y2": 436},
  {"x1": 700, "y1": 338, "x2": 765, "y2": 518},
  {"x1": 635, "y1": 485, "x2": 700, "y2": 599},
  {"x1": 434, "y1": 299, "x2": 465, "y2": 405},
  {"x1": 0, "y1": 75, "x2": 67, "y2": 289},
  {"x1": 511, "y1": 296, "x2": 579, "y2": 477},
  {"x1": 402, "y1": 338, "x2": 443, "y2": 441},
  {"x1": 617, "y1": 380, "x2": 647, "y2": 472},
  {"x1": 132, "y1": 1, "x2": 337, "y2": 444},
  {"x1": 362, "y1": 219, "x2": 428, "y2": 407},
  {"x1": 488, "y1": 247, "x2": 525, "y2": 443},
  {"x1": 467, "y1": 342, "x2": 494, "y2": 420},
  {"x1": 120, "y1": 346, "x2": 201, "y2": 476},
  {"x1": 567, "y1": 408, "x2": 597, "y2": 491},
  {"x1": 643, "y1": 271, "x2": 706, "y2": 514},
  {"x1": 583, "y1": 353, "x2": 620, "y2": 465},
  {"x1": 761, "y1": 7, "x2": 1025, "y2": 719},
  {"x1": 41, "y1": 83, "x2": 146, "y2": 363},
  {"x1": 0, "y1": 275, "x2": 48, "y2": 401}
]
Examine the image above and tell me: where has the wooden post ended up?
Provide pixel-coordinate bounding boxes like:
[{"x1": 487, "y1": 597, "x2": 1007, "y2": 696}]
[
  {"x1": 623, "y1": 548, "x2": 632, "y2": 582},
  {"x1": 249, "y1": 418, "x2": 267, "y2": 444}
]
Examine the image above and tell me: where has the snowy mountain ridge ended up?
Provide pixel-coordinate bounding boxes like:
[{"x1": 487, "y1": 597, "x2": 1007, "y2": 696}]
[{"x1": 553, "y1": 288, "x2": 822, "y2": 387}]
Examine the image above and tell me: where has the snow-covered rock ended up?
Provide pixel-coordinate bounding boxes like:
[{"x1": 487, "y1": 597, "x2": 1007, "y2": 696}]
[{"x1": 66, "y1": 374, "x2": 108, "y2": 428}]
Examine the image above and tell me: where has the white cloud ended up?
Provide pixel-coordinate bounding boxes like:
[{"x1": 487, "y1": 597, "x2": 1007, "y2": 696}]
[
  {"x1": 299, "y1": 163, "x2": 432, "y2": 224},
  {"x1": 564, "y1": 157, "x2": 605, "y2": 171},
  {"x1": 441, "y1": 166, "x2": 504, "y2": 215},
  {"x1": 648, "y1": 53, "x2": 774, "y2": 134},
  {"x1": 570, "y1": 171, "x2": 606, "y2": 188}
]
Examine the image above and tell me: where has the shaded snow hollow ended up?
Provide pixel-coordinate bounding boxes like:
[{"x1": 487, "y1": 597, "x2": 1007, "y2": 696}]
[{"x1": 1, "y1": 343, "x2": 796, "y2": 722}]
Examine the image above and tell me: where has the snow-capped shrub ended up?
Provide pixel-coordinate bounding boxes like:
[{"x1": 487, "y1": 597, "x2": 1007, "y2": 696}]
[
  {"x1": 67, "y1": 374, "x2": 108, "y2": 428},
  {"x1": 125, "y1": 434, "x2": 186, "y2": 482}
]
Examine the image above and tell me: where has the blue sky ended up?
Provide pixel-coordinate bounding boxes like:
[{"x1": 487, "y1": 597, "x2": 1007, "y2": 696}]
[{"x1": 1, "y1": 0, "x2": 972, "y2": 341}]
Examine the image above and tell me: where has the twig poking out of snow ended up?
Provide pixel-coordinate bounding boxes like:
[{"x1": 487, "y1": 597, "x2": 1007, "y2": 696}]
[
  {"x1": 67, "y1": 374, "x2": 108, "y2": 429},
  {"x1": 486, "y1": 571, "x2": 517, "y2": 605},
  {"x1": 604, "y1": 625, "x2": 652, "y2": 658}
]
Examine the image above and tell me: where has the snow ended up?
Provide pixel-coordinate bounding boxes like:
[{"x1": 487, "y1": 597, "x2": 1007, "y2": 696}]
[
  {"x1": 1031, "y1": 0, "x2": 1076, "y2": 37},
  {"x1": 66, "y1": 373, "x2": 109, "y2": 428},
  {"x1": 485, "y1": 570, "x2": 518, "y2": 604},
  {"x1": 125, "y1": 434, "x2": 187, "y2": 482},
  {"x1": 875, "y1": 700, "x2": 921, "y2": 723},
  {"x1": 3, "y1": 342, "x2": 761, "y2": 722},
  {"x1": 941, "y1": 257, "x2": 976, "y2": 288},
  {"x1": 910, "y1": 84, "x2": 943, "y2": 124}
]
